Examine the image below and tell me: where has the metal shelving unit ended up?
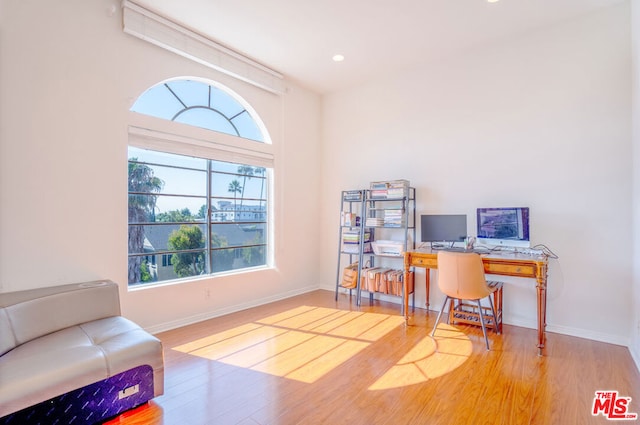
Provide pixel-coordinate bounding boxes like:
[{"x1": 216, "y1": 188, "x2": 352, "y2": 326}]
[
  {"x1": 335, "y1": 189, "x2": 367, "y2": 301},
  {"x1": 335, "y1": 183, "x2": 416, "y2": 316},
  {"x1": 358, "y1": 185, "x2": 416, "y2": 314}
]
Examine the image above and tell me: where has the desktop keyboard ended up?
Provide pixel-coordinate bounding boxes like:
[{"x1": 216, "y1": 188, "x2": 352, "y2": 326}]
[{"x1": 435, "y1": 247, "x2": 489, "y2": 254}]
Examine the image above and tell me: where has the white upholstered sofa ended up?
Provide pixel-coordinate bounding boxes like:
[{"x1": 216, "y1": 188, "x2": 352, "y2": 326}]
[{"x1": 0, "y1": 280, "x2": 164, "y2": 423}]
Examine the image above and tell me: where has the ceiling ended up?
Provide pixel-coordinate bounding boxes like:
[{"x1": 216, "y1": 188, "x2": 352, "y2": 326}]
[{"x1": 132, "y1": 0, "x2": 626, "y2": 94}]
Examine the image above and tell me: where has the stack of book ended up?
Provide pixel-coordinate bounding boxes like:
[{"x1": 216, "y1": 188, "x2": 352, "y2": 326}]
[
  {"x1": 365, "y1": 217, "x2": 384, "y2": 227},
  {"x1": 369, "y1": 184, "x2": 389, "y2": 199},
  {"x1": 369, "y1": 180, "x2": 410, "y2": 199},
  {"x1": 383, "y1": 209, "x2": 405, "y2": 227},
  {"x1": 386, "y1": 185, "x2": 407, "y2": 198},
  {"x1": 342, "y1": 230, "x2": 372, "y2": 254},
  {"x1": 343, "y1": 190, "x2": 363, "y2": 202}
]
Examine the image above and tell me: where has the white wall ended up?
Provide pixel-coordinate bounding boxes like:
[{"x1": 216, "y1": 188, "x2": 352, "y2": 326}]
[
  {"x1": 631, "y1": 0, "x2": 640, "y2": 365},
  {"x1": 321, "y1": 3, "x2": 632, "y2": 345},
  {"x1": 0, "y1": 0, "x2": 322, "y2": 332}
]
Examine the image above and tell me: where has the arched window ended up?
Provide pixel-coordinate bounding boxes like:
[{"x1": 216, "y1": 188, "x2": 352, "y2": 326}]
[
  {"x1": 127, "y1": 78, "x2": 272, "y2": 286},
  {"x1": 131, "y1": 79, "x2": 265, "y2": 142}
]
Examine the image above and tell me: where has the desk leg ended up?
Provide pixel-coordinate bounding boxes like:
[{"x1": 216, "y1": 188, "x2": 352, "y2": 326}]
[
  {"x1": 536, "y1": 263, "x2": 549, "y2": 356},
  {"x1": 403, "y1": 255, "x2": 410, "y2": 321},
  {"x1": 425, "y1": 268, "x2": 430, "y2": 311}
]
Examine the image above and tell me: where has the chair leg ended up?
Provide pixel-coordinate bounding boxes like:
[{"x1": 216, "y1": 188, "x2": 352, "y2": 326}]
[
  {"x1": 447, "y1": 299, "x2": 455, "y2": 325},
  {"x1": 431, "y1": 296, "x2": 449, "y2": 337},
  {"x1": 477, "y1": 299, "x2": 490, "y2": 350},
  {"x1": 488, "y1": 295, "x2": 499, "y2": 335}
]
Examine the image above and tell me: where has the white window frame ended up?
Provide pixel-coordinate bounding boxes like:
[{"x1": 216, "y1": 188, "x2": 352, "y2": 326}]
[{"x1": 128, "y1": 89, "x2": 275, "y2": 286}]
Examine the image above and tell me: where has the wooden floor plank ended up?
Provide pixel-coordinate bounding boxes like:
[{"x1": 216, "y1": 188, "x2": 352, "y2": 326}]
[{"x1": 108, "y1": 289, "x2": 640, "y2": 425}]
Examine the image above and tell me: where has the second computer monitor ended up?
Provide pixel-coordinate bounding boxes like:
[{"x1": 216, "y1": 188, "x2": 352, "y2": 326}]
[{"x1": 420, "y1": 214, "x2": 467, "y2": 243}]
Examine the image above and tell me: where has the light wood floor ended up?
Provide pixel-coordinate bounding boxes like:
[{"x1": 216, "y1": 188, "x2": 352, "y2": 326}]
[{"x1": 107, "y1": 289, "x2": 640, "y2": 425}]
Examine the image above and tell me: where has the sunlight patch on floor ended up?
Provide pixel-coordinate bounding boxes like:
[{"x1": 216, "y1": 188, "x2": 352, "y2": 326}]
[
  {"x1": 368, "y1": 323, "x2": 472, "y2": 390},
  {"x1": 172, "y1": 306, "x2": 404, "y2": 383}
]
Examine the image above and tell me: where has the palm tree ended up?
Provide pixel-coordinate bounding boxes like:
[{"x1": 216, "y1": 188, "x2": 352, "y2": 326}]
[
  {"x1": 254, "y1": 167, "x2": 266, "y2": 216},
  {"x1": 128, "y1": 159, "x2": 164, "y2": 284},
  {"x1": 228, "y1": 179, "x2": 242, "y2": 220},
  {"x1": 236, "y1": 165, "x2": 254, "y2": 214}
]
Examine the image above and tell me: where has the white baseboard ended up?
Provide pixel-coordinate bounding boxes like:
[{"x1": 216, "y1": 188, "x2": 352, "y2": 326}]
[
  {"x1": 144, "y1": 285, "x2": 318, "y2": 334},
  {"x1": 630, "y1": 346, "x2": 640, "y2": 373},
  {"x1": 545, "y1": 323, "x2": 630, "y2": 347}
]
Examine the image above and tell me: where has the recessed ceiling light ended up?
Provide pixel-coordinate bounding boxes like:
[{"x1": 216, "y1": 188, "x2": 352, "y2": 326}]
[
  {"x1": 487, "y1": 0, "x2": 499, "y2": 3},
  {"x1": 332, "y1": 54, "x2": 345, "y2": 62}
]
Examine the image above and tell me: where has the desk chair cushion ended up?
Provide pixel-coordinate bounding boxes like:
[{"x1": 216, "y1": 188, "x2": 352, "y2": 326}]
[{"x1": 437, "y1": 251, "x2": 494, "y2": 300}]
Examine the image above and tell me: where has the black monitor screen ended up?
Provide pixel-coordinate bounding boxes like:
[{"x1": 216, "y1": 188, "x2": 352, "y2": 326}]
[{"x1": 420, "y1": 214, "x2": 467, "y2": 242}]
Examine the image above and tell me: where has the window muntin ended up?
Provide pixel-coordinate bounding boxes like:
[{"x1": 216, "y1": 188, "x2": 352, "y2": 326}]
[
  {"x1": 131, "y1": 79, "x2": 264, "y2": 142},
  {"x1": 128, "y1": 147, "x2": 269, "y2": 285}
]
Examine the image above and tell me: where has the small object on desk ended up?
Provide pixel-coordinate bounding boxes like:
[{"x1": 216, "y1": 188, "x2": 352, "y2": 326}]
[{"x1": 465, "y1": 236, "x2": 476, "y2": 250}]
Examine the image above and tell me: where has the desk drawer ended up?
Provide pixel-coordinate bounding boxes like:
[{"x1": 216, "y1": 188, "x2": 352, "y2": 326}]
[
  {"x1": 484, "y1": 262, "x2": 535, "y2": 277},
  {"x1": 410, "y1": 257, "x2": 437, "y2": 268}
]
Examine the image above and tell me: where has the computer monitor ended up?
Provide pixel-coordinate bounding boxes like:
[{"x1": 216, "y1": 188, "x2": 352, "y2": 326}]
[
  {"x1": 420, "y1": 214, "x2": 467, "y2": 244},
  {"x1": 476, "y1": 207, "x2": 530, "y2": 248}
]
